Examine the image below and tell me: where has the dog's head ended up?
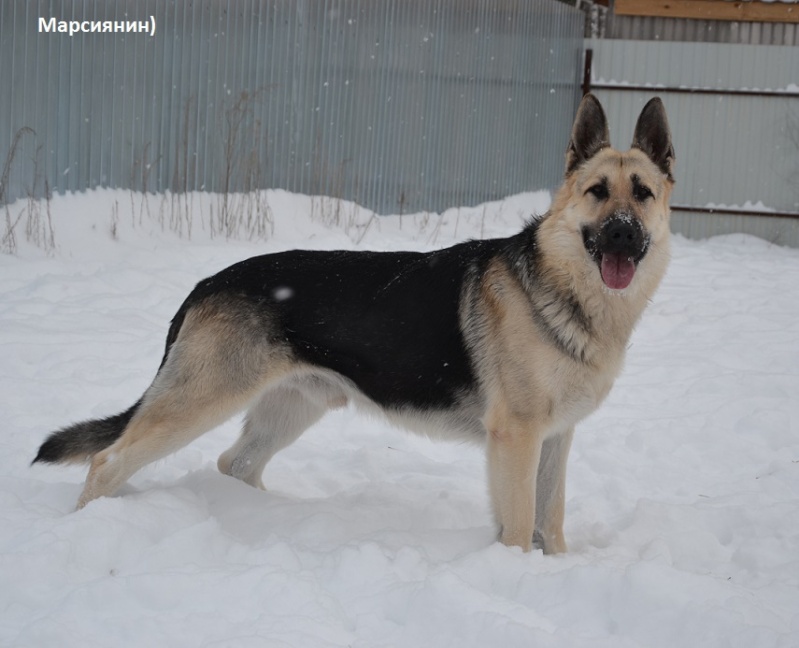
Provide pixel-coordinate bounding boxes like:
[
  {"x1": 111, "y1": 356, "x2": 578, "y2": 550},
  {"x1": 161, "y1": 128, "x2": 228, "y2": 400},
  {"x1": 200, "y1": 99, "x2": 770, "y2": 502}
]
[{"x1": 548, "y1": 94, "x2": 674, "y2": 293}]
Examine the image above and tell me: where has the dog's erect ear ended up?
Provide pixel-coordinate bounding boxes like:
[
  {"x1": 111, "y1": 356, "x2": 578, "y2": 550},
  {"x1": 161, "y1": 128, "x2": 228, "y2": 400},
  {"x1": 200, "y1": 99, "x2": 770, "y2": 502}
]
[
  {"x1": 632, "y1": 97, "x2": 675, "y2": 181},
  {"x1": 565, "y1": 93, "x2": 610, "y2": 176}
]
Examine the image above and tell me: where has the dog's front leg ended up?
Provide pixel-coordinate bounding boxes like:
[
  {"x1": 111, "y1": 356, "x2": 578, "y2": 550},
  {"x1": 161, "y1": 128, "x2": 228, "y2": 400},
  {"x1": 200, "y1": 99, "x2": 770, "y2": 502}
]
[
  {"x1": 533, "y1": 427, "x2": 574, "y2": 554},
  {"x1": 485, "y1": 408, "x2": 544, "y2": 552}
]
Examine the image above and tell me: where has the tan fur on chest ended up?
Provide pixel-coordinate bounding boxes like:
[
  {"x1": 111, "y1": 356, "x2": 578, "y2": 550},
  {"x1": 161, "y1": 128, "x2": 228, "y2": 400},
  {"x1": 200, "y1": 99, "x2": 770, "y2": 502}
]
[{"x1": 476, "y1": 259, "x2": 624, "y2": 435}]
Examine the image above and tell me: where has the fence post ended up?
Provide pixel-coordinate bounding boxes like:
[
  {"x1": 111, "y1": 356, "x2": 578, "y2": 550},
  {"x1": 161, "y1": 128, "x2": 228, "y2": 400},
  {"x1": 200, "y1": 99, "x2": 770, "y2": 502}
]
[{"x1": 582, "y1": 48, "x2": 593, "y2": 96}]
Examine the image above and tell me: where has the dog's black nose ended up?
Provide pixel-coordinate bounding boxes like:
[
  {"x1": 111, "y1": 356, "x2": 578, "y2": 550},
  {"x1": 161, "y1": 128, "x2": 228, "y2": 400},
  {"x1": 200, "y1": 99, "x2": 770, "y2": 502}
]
[
  {"x1": 598, "y1": 215, "x2": 648, "y2": 260},
  {"x1": 605, "y1": 219, "x2": 637, "y2": 244}
]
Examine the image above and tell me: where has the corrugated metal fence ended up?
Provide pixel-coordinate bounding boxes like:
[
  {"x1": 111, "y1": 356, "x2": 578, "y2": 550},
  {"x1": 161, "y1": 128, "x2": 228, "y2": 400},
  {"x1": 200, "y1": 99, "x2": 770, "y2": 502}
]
[
  {"x1": 0, "y1": 0, "x2": 584, "y2": 215},
  {"x1": 604, "y1": 11, "x2": 799, "y2": 45},
  {"x1": 586, "y1": 38, "x2": 799, "y2": 246}
]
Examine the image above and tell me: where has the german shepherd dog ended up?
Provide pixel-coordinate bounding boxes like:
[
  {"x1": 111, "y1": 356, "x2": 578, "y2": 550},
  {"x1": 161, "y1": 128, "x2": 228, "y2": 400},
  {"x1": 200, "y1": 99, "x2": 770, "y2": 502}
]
[{"x1": 34, "y1": 94, "x2": 674, "y2": 553}]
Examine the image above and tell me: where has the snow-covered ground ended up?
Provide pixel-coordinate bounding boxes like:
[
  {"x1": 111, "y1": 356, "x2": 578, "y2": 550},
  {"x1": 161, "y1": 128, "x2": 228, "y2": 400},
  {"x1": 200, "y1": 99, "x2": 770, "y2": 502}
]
[{"x1": 1, "y1": 189, "x2": 798, "y2": 647}]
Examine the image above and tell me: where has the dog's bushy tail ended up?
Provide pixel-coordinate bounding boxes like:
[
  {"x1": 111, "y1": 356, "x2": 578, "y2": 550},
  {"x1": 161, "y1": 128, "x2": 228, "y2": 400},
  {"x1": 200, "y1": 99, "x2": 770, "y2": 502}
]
[
  {"x1": 32, "y1": 284, "x2": 194, "y2": 466},
  {"x1": 32, "y1": 399, "x2": 142, "y2": 465}
]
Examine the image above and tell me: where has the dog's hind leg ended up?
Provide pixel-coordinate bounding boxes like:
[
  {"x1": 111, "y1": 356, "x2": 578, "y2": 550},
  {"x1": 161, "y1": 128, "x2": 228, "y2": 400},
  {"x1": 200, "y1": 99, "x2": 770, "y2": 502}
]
[
  {"x1": 76, "y1": 387, "x2": 255, "y2": 509},
  {"x1": 75, "y1": 296, "x2": 291, "y2": 509},
  {"x1": 217, "y1": 385, "x2": 328, "y2": 489},
  {"x1": 533, "y1": 426, "x2": 574, "y2": 555}
]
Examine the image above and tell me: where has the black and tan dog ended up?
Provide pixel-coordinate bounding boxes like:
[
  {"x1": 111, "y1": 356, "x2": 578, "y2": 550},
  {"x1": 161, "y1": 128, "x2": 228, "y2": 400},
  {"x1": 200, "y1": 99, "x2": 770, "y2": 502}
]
[{"x1": 35, "y1": 94, "x2": 674, "y2": 554}]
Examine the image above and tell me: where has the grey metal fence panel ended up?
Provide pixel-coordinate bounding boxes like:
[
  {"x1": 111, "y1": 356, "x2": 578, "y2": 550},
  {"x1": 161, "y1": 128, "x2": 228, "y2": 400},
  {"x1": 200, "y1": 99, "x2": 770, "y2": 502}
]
[
  {"x1": 605, "y1": 12, "x2": 799, "y2": 46},
  {"x1": 587, "y1": 38, "x2": 799, "y2": 245},
  {"x1": 1, "y1": 0, "x2": 584, "y2": 215}
]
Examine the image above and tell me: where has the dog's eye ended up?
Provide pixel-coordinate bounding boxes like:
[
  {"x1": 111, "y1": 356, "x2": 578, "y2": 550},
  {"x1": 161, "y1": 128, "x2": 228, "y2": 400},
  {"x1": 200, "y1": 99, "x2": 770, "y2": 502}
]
[
  {"x1": 631, "y1": 175, "x2": 654, "y2": 202},
  {"x1": 633, "y1": 184, "x2": 654, "y2": 202},
  {"x1": 586, "y1": 183, "x2": 609, "y2": 201}
]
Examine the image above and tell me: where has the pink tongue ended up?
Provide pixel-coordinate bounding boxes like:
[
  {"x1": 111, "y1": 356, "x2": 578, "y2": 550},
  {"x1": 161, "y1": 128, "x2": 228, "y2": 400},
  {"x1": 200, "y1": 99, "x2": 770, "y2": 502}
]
[{"x1": 601, "y1": 253, "x2": 636, "y2": 290}]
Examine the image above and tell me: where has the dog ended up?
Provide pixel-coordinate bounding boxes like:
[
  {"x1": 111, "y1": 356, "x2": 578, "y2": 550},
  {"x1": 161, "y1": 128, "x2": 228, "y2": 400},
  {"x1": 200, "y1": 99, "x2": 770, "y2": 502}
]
[{"x1": 34, "y1": 94, "x2": 674, "y2": 554}]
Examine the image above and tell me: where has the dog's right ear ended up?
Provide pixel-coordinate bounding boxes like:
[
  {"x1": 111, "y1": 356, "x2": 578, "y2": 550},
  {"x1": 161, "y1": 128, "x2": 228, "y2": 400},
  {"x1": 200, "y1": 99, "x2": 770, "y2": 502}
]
[
  {"x1": 632, "y1": 97, "x2": 675, "y2": 182},
  {"x1": 565, "y1": 93, "x2": 610, "y2": 176}
]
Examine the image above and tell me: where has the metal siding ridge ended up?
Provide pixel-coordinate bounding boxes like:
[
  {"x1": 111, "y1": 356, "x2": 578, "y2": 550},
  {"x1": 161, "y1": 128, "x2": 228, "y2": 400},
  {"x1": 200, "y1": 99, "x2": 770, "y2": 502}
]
[{"x1": 671, "y1": 205, "x2": 799, "y2": 220}]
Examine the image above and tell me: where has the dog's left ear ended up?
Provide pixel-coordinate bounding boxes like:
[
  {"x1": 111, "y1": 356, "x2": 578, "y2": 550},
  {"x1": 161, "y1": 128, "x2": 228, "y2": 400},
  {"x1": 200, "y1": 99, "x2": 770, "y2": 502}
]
[
  {"x1": 565, "y1": 93, "x2": 610, "y2": 176},
  {"x1": 632, "y1": 97, "x2": 675, "y2": 182}
]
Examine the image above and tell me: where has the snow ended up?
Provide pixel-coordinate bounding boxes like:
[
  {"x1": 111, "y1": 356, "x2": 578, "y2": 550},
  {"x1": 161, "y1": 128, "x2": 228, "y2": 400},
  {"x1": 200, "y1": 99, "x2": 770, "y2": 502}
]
[
  {"x1": 590, "y1": 81, "x2": 799, "y2": 96},
  {"x1": 704, "y1": 200, "x2": 777, "y2": 213},
  {"x1": 2, "y1": 189, "x2": 799, "y2": 647}
]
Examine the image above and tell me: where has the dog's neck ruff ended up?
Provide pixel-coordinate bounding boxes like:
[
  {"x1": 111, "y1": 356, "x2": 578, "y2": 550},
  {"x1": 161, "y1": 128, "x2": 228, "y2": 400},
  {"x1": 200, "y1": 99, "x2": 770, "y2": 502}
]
[
  {"x1": 527, "y1": 274, "x2": 594, "y2": 364},
  {"x1": 508, "y1": 228, "x2": 595, "y2": 365}
]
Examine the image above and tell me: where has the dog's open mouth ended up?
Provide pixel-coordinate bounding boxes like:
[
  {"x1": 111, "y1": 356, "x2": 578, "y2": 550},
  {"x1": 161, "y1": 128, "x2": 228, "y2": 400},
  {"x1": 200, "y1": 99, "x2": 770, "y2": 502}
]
[
  {"x1": 600, "y1": 253, "x2": 636, "y2": 290},
  {"x1": 583, "y1": 213, "x2": 650, "y2": 291}
]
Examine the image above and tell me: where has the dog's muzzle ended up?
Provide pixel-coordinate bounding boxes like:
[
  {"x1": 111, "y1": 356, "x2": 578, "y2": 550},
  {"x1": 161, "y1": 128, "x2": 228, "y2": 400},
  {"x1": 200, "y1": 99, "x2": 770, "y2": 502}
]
[{"x1": 582, "y1": 213, "x2": 650, "y2": 290}]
